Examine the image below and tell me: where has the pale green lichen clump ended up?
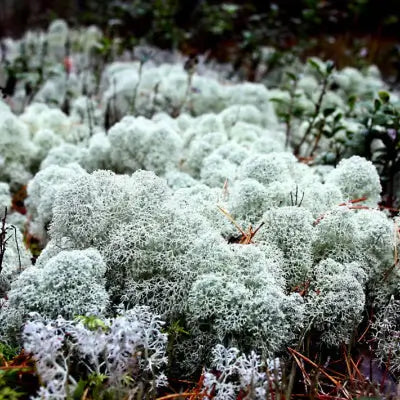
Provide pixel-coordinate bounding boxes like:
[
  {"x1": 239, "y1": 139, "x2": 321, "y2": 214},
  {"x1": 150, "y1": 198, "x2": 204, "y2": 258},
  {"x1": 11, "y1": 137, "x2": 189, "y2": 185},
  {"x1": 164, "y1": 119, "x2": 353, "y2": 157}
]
[{"x1": 1, "y1": 118, "x2": 397, "y2": 379}]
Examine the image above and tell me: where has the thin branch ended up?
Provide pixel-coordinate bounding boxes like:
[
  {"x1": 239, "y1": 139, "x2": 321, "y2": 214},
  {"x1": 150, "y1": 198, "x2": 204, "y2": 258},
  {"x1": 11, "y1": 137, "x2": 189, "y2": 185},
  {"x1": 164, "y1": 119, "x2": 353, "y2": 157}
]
[
  {"x1": 217, "y1": 205, "x2": 246, "y2": 236},
  {"x1": 0, "y1": 207, "x2": 8, "y2": 275},
  {"x1": 294, "y1": 74, "x2": 330, "y2": 156},
  {"x1": 10, "y1": 225, "x2": 22, "y2": 272},
  {"x1": 285, "y1": 77, "x2": 299, "y2": 149}
]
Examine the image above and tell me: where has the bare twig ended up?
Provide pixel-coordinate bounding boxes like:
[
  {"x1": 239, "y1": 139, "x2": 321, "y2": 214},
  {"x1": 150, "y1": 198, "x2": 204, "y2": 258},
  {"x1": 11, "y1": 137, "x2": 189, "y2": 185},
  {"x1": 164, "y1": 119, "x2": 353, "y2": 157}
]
[
  {"x1": 288, "y1": 348, "x2": 351, "y2": 399},
  {"x1": 294, "y1": 74, "x2": 330, "y2": 156},
  {"x1": 285, "y1": 76, "x2": 299, "y2": 149},
  {"x1": 86, "y1": 97, "x2": 94, "y2": 136},
  {"x1": 0, "y1": 207, "x2": 8, "y2": 274},
  {"x1": 10, "y1": 225, "x2": 21, "y2": 272},
  {"x1": 290, "y1": 185, "x2": 305, "y2": 207},
  {"x1": 217, "y1": 205, "x2": 246, "y2": 236},
  {"x1": 217, "y1": 205, "x2": 264, "y2": 244}
]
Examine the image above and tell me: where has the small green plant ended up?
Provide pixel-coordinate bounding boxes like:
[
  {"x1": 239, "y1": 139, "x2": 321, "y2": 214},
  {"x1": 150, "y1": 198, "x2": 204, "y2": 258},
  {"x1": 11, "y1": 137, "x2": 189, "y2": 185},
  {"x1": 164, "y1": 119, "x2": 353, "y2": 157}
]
[
  {"x1": 307, "y1": 108, "x2": 347, "y2": 162},
  {"x1": 72, "y1": 372, "x2": 108, "y2": 400},
  {"x1": 0, "y1": 343, "x2": 18, "y2": 362},
  {"x1": 74, "y1": 315, "x2": 109, "y2": 331},
  {"x1": 270, "y1": 70, "x2": 302, "y2": 149},
  {"x1": 0, "y1": 375, "x2": 25, "y2": 400},
  {"x1": 357, "y1": 91, "x2": 400, "y2": 207},
  {"x1": 0, "y1": 351, "x2": 37, "y2": 400},
  {"x1": 164, "y1": 320, "x2": 189, "y2": 369},
  {"x1": 294, "y1": 59, "x2": 335, "y2": 156}
]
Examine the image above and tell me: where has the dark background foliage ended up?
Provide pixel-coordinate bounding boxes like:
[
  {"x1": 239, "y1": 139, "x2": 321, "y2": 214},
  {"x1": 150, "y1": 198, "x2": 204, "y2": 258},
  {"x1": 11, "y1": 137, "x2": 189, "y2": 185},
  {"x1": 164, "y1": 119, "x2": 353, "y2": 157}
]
[
  {"x1": 2, "y1": 0, "x2": 400, "y2": 37},
  {"x1": 1, "y1": 0, "x2": 400, "y2": 77}
]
